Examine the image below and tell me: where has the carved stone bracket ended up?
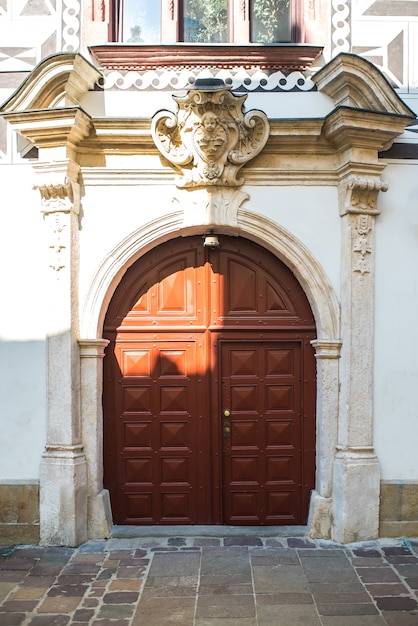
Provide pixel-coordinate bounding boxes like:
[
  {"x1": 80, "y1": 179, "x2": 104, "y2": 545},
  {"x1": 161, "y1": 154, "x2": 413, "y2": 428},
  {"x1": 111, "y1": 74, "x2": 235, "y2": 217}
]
[
  {"x1": 343, "y1": 176, "x2": 388, "y2": 216},
  {"x1": 175, "y1": 186, "x2": 249, "y2": 229},
  {"x1": 34, "y1": 162, "x2": 82, "y2": 277},
  {"x1": 36, "y1": 180, "x2": 75, "y2": 214},
  {"x1": 152, "y1": 78, "x2": 269, "y2": 189}
]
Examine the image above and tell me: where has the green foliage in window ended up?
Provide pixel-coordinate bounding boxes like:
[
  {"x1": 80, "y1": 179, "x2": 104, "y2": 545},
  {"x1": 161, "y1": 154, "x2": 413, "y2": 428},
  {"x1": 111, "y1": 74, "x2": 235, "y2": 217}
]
[
  {"x1": 183, "y1": 0, "x2": 228, "y2": 43},
  {"x1": 128, "y1": 25, "x2": 143, "y2": 42},
  {"x1": 252, "y1": 0, "x2": 291, "y2": 43}
]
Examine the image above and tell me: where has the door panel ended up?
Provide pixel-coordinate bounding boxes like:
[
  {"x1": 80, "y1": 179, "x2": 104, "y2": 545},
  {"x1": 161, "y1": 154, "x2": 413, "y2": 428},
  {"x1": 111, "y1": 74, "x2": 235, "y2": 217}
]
[
  {"x1": 221, "y1": 341, "x2": 303, "y2": 524},
  {"x1": 110, "y1": 337, "x2": 206, "y2": 524},
  {"x1": 103, "y1": 236, "x2": 316, "y2": 525}
]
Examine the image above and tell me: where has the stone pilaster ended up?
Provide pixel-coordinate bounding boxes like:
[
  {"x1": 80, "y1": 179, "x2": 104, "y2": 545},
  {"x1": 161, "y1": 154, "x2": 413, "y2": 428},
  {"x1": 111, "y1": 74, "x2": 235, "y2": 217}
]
[
  {"x1": 332, "y1": 175, "x2": 387, "y2": 543},
  {"x1": 36, "y1": 161, "x2": 88, "y2": 547},
  {"x1": 308, "y1": 340, "x2": 341, "y2": 539},
  {"x1": 79, "y1": 339, "x2": 113, "y2": 539}
]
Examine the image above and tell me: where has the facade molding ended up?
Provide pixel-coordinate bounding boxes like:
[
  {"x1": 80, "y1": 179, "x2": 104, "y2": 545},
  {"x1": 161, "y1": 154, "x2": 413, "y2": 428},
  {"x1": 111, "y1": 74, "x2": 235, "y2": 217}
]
[{"x1": 0, "y1": 54, "x2": 100, "y2": 113}]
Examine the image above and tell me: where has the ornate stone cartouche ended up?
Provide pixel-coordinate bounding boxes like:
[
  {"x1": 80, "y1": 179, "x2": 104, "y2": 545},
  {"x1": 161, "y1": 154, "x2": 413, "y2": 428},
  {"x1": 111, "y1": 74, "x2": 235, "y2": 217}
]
[{"x1": 152, "y1": 78, "x2": 269, "y2": 188}]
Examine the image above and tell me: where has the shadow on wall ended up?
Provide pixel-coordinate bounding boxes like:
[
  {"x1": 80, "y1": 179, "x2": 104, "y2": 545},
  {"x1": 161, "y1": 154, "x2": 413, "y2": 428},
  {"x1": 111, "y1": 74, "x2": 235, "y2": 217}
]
[{"x1": 0, "y1": 339, "x2": 46, "y2": 544}]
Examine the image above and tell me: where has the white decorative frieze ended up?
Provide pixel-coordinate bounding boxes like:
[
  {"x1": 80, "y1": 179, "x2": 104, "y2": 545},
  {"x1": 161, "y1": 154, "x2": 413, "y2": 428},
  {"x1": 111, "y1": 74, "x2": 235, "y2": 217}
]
[
  {"x1": 152, "y1": 78, "x2": 269, "y2": 188},
  {"x1": 100, "y1": 69, "x2": 316, "y2": 92},
  {"x1": 332, "y1": 0, "x2": 350, "y2": 55},
  {"x1": 62, "y1": 0, "x2": 81, "y2": 52}
]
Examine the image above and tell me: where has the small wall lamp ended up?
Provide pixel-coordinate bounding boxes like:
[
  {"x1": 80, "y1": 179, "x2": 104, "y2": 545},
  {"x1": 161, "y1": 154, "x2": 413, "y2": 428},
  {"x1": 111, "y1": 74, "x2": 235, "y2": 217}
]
[{"x1": 203, "y1": 234, "x2": 220, "y2": 248}]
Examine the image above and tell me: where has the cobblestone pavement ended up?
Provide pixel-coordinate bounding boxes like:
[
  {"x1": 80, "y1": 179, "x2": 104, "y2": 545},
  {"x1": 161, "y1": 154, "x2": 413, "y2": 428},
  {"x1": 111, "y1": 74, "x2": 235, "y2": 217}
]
[{"x1": 1, "y1": 535, "x2": 418, "y2": 625}]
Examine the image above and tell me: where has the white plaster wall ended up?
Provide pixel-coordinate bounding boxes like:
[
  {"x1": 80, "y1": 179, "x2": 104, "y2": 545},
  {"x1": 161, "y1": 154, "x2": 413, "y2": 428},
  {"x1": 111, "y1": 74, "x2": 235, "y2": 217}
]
[
  {"x1": 78, "y1": 182, "x2": 177, "y2": 312},
  {"x1": 0, "y1": 164, "x2": 47, "y2": 479},
  {"x1": 80, "y1": 89, "x2": 334, "y2": 120},
  {"x1": 374, "y1": 161, "x2": 418, "y2": 479},
  {"x1": 245, "y1": 185, "x2": 341, "y2": 299}
]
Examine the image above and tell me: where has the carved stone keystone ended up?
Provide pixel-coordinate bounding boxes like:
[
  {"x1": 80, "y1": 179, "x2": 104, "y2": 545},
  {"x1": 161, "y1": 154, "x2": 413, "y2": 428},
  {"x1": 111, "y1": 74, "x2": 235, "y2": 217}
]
[{"x1": 152, "y1": 78, "x2": 269, "y2": 188}]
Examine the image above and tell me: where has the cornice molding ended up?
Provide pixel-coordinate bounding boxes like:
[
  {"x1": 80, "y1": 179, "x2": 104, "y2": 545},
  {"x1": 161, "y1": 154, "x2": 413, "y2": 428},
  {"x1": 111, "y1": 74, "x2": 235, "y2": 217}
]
[
  {"x1": 2, "y1": 107, "x2": 94, "y2": 151},
  {"x1": 89, "y1": 44, "x2": 323, "y2": 72},
  {"x1": 313, "y1": 53, "x2": 415, "y2": 119},
  {"x1": 0, "y1": 53, "x2": 100, "y2": 113}
]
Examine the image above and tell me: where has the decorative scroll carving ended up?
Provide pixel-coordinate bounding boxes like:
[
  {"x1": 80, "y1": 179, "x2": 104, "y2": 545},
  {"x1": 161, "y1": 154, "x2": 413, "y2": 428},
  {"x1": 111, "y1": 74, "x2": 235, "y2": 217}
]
[
  {"x1": 345, "y1": 176, "x2": 388, "y2": 215},
  {"x1": 152, "y1": 79, "x2": 269, "y2": 188},
  {"x1": 352, "y1": 214, "x2": 373, "y2": 275}
]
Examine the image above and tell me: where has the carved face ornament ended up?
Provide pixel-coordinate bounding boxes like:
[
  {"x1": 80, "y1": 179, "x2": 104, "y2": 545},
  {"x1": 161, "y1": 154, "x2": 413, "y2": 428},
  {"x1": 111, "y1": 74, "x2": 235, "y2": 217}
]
[{"x1": 152, "y1": 80, "x2": 269, "y2": 188}]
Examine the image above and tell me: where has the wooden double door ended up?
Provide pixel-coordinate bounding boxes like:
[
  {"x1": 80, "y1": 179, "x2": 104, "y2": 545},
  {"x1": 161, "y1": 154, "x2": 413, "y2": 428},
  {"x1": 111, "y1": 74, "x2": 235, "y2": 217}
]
[{"x1": 103, "y1": 236, "x2": 316, "y2": 526}]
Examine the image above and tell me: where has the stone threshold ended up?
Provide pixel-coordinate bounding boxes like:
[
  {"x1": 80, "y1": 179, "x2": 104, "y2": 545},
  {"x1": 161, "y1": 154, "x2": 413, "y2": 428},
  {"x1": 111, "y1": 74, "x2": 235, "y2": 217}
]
[{"x1": 111, "y1": 524, "x2": 308, "y2": 538}]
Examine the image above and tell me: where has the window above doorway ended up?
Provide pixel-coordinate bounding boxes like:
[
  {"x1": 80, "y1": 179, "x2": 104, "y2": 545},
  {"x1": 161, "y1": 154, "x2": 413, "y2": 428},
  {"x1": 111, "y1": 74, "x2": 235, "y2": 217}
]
[
  {"x1": 92, "y1": 0, "x2": 322, "y2": 73},
  {"x1": 112, "y1": 0, "x2": 301, "y2": 44}
]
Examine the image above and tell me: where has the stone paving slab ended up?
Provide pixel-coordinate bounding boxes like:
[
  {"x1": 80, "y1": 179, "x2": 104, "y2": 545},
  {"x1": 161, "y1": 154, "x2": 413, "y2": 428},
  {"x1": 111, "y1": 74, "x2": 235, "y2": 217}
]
[{"x1": 0, "y1": 537, "x2": 417, "y2": 624}]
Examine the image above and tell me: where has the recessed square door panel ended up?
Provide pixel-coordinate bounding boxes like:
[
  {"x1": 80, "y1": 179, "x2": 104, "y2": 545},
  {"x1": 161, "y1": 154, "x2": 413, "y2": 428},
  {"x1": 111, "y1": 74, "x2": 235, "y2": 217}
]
[
  {"x1": 121, "y1": 349, "x2": 151, "y2": 376},
  {"x1": 124, "y1": 457, "x2": 153, "y2": 484},
  {"x1": 266, "y1": 385, "x2": 294, "y2": 411},
  {"x1": 122, "y1": 386, "x2": 151, "y2": 413},
  {"x1": 266, "y1": 455, "x2": 293, "y2": 482},
  {"x1": 160, "y1": 421, "x2": 189, "y2": 448},
  {"x1": 125, "y1": 494, "x2": 153, "y2": 522},
  {"x1": 123, "y1": 422, "x2": 152, "y2": 449},
  {"x1": 266, "y1": 491, "x2": 294, "y2": 518},
  {"x1": 161, "y1": 457, "x2": 189, "y2": 483},
  {"x1": 230, "y1": 420, "x2": 258, "y2": 447},
  {"x1": 161, "y1": 493, "x2": 190, "y2": 521},
  {"x1": 265, "y1": 348, "x2": 294, "y2": 376},
  {"x1": 230, "y1": 491, "x2": 259, "y2": 520},
  {"x1": 230, "y1": 456, "x2": 259, "y2": 482},
  {"x1": 266, "y1": 421, "x2": 294, "y2": 447}
]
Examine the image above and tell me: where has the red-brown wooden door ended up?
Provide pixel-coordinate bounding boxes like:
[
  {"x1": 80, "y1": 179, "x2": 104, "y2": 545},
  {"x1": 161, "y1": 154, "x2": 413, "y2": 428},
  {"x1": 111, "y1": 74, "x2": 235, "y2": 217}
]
[
  {"x1": 103, "y1": 236, "x2": 316, "y2": 525},
  {"x1": 220, "y1": 340, "x2": 312, "y2": 525}
]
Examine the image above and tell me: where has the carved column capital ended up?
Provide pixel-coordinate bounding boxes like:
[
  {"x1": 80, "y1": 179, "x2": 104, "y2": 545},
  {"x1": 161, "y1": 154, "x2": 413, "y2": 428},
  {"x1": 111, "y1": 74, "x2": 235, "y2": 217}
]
[
  {"x1": 342, "y1": 175, "x2": 388, "y2": 216},
  {"x1": 36, "y1": 180, "x2": 74, "y2": 214},
  {"x1": 311, "y1": 339, "x2": 342, "y2": 359},
  {"x1": 34, "y1": 160, "x2": 81, "y2": 215}
]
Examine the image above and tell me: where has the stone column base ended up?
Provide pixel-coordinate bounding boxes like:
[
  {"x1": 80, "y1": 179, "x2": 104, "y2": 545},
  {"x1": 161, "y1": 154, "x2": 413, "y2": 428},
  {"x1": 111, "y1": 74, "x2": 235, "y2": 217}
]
[
  {"x1": 332, "y1": 449, "x2": 380, "y2": 544},
  {"x1": 40, "y1": 447, "x2": 88, "y2": 547},
  {"x1": 307, "y1": 490, "x2": 332, "y2": 539},
  {"x1": 88, "y1": 489, "x2": 113, "y2": 539}
]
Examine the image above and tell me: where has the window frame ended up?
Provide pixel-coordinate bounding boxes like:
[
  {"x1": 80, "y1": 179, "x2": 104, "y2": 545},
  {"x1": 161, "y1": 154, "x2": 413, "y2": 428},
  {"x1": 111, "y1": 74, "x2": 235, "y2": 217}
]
[{"x1": 110, "y1": 0, "x2": 305, "y2": 45}]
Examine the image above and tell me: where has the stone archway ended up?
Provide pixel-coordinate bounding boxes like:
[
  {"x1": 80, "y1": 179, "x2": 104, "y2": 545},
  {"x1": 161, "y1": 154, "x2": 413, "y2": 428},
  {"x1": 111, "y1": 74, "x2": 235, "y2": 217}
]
[{"x1": 80, "y1": 210, "x2": 341, "y2": 539}]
